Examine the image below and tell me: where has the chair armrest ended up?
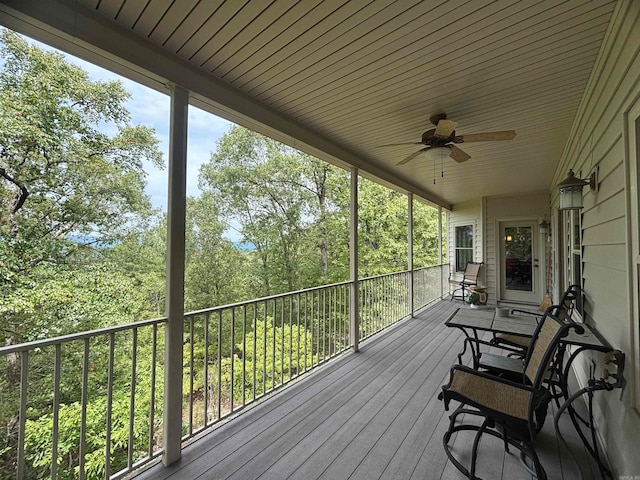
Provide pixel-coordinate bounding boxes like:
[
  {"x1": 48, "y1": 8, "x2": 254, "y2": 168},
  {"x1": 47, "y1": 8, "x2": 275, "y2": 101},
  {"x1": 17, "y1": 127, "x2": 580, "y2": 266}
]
[
  {"x1": 460, "y1": 336, "x2": 526, "y2": 367},
  {"x1": 510, "y1": 308, "x2": 543, "y2": 318}
]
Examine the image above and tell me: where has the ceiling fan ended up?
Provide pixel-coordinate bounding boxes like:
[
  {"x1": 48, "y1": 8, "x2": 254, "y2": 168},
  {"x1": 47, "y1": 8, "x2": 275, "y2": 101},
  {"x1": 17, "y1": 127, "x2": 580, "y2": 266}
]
[{"x1": 380, "y1": 113, "x2": 516, "y2": 165}]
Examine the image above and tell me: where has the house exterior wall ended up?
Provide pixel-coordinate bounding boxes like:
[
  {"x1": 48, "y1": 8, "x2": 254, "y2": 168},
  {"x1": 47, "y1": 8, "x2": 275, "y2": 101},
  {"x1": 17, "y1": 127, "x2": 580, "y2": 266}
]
[
  {"x1": 551, "y1": 0, "x2": 640, "y2": 475},
  {"x1": 484, "y1": 192, "x2": 549, "y2": 305}
]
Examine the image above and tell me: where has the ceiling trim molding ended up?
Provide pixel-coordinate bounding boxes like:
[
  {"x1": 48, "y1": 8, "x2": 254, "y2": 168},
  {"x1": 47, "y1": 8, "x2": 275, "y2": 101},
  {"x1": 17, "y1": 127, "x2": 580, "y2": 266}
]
[{"x1": 0, "y1": 0, "x2": 451, "y2": 210}]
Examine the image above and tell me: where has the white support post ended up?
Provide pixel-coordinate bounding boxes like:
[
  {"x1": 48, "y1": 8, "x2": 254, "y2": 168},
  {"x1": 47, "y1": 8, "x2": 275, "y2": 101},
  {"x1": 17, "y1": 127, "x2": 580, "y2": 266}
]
[
  {"x1": 408, "y1": 193, "x2": 414, "y2": 316},
  {"x1": 163, "y1": 85, "x2": 188, "y2": 466},
  {"x1": 349, "y1": 168, "x2": 359, "y2": 352},
  {"x1": 438, "y1": 206, "x2": 444, "y2": 298}
]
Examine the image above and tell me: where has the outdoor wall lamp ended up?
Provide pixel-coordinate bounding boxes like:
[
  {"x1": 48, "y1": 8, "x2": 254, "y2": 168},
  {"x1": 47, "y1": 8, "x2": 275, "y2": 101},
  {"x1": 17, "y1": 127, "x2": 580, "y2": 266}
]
[
  {"x1": 557, "y1": 168, "x2": 598, "y2": 211},
  {"x1": 539, "y1": 220, "x2": 550, "y2": 234}
]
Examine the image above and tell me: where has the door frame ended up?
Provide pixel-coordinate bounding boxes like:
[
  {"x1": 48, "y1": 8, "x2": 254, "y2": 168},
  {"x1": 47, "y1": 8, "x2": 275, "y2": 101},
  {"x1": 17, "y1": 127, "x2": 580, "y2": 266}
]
[{"x1": 496, "y1": 218, "x2": 543, "y2": 304}]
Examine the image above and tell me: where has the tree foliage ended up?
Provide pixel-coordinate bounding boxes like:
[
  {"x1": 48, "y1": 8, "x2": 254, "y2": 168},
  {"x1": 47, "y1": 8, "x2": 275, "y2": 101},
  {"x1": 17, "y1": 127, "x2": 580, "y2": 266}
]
[{"x1": 0, "y1": 29, "x2": 163, "y2": 288}]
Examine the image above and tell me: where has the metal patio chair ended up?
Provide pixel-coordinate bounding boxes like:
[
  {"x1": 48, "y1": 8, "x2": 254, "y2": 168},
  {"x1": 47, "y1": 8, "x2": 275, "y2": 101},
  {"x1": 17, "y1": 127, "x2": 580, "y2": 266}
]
[
  {"x1": 450, "y1": 261, "x2": 483, "y2": 302},
  {"x1": 439, "y1": 311, "x2": 584, "y2": 480}
]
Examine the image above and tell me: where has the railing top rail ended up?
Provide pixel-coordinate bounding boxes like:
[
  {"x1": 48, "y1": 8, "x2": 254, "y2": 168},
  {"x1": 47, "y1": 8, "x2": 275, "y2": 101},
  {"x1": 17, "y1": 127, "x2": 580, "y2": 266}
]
[
  {"x1": 184, "y1": 280, "x2": 351, "y2": 317},
  {"x1": 358, "y1": 264, "x2": 446, "y2": 283},
  {"x1": 0, "y1": 316, "x2": 167, "y2": 356},
  {"x1": 413, "y1": 264, "x2": 446, "y2": 272},
  {"x1": 359, "y1": 269, "x2": 410, "y2": 282}
]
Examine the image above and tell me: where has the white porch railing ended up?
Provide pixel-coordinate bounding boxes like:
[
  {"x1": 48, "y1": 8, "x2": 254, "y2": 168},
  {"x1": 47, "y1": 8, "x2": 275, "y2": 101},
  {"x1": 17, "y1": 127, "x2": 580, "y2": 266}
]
[{"x1": 0, "y1": 265, "x2": 447, "y2": 480}]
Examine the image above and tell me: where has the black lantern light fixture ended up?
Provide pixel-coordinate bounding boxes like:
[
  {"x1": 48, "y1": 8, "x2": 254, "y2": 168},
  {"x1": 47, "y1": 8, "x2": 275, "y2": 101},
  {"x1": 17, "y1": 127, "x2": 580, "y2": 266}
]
[
  {"x1": 557, "y1": 168, "x2": 598, "y2": 211},
  {"x1": 539, "y1": 219, "x2": 550, "y2": 234}
]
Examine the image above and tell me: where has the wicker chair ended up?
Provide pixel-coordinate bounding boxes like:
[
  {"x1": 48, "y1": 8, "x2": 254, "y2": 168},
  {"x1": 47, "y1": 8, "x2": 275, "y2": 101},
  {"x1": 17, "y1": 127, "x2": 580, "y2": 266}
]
[
  {"x1": 440, "y1": 311, "x2": 584, "y2": 480},
  {"x1": 450, "y1": 261, "x2": 483, "y2": 302}
]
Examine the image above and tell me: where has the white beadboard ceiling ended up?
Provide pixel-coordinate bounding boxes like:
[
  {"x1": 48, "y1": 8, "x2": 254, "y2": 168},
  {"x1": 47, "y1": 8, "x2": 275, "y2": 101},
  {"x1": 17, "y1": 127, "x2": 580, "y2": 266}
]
[{"x1": 0, "y1": 0, "x2": 617, "y2": 208}]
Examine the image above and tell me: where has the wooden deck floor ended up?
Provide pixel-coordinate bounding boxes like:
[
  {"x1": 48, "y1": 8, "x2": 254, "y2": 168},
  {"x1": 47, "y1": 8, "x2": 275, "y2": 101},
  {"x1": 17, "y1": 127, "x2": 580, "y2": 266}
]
[{"x1": 136, "y1": 300, "x2": 602, "y2": 480}]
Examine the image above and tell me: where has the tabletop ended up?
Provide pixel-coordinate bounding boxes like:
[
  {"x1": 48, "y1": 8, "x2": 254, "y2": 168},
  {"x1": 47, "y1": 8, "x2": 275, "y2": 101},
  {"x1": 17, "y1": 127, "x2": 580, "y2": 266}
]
[{"x1": 445, "y1": 307, "x2": 609, "y2": 351}]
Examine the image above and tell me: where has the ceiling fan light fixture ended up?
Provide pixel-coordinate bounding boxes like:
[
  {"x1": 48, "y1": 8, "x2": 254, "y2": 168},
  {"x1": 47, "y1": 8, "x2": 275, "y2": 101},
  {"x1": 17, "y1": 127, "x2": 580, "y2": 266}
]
[{"x1": 424, "y1": 146, "x2": 451, "y2": 162}]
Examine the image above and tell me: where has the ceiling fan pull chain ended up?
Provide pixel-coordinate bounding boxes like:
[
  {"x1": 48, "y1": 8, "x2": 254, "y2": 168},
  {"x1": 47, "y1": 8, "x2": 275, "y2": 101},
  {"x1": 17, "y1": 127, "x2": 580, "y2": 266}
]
[{"x1": 433, "y1": 156, "x2": 436, "y2": 184}]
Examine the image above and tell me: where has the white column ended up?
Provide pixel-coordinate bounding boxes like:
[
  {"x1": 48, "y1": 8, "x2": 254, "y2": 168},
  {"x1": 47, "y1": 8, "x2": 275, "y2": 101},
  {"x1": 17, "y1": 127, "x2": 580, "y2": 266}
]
[
  {"x1": 408, "y1": 193, "x2": 414, "y2": 316},
  {"x1": 349, "y1": 168, "x2": 359, "y2": 352},
  {"x1": 163, "y1": 85, "x2": 188, "y2": 466}
]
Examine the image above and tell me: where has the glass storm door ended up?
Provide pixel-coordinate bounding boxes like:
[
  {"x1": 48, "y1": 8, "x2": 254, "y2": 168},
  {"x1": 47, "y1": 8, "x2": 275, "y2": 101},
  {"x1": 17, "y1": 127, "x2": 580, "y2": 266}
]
[{"x1": 500, "y1": 221, "x2": 539, "y2": 303}]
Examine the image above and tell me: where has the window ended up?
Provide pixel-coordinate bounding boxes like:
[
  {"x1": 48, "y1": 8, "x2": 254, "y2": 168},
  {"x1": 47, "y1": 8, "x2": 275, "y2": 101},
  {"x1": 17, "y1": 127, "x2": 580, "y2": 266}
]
[
  {"x1": 563, "y1": 209, "x2": 583, "y2": 316},
  {"x1": 455, "y1": 225, "x2": 473, "y2": 271}
]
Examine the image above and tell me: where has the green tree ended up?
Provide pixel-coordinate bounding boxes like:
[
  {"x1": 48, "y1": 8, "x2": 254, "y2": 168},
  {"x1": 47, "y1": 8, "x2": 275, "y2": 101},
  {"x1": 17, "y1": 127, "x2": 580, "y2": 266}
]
[
  {"x1": 413, "y1": 199, "x2": 441, "y2": 267},
  {"x1": 0, "y1": 30, "x2": 163, "y2": 290},
  {"x1": 199, "y1": 126, "x2": 350, "y2": 295},
  {"x1": 184, "y1": 193, "x2": 250, "y2": 311},
  {"x1": 358, "y1": 179, "x2": 409, "y2": 277}
]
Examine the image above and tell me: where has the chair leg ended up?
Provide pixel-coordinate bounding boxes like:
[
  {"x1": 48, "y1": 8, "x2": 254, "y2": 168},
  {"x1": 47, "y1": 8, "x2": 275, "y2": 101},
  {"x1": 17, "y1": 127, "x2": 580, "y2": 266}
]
[
  {"x1": 519, "y1": 441, "x2": 548, "y2": 480},
  {"x1": 469, "y1": 416, "x2": 490, "y2": 479}
]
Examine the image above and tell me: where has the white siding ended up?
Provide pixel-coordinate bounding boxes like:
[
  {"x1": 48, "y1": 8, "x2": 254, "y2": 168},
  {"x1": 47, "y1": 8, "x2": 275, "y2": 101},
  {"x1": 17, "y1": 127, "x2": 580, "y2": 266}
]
[{"x1": 551, "y1": 0, "x2": 640, "y2": 475}]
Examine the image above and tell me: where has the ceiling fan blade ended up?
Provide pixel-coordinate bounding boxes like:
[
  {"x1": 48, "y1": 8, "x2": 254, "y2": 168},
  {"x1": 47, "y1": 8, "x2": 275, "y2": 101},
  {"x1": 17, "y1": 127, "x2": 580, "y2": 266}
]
[
  {"x1": 376, "y1": 142, "x2": 424, "y2": 147},
  {"x1": 434, "y1": 119, "x2": 458, "y2": 137},
  {"x1": 460, "y1": 130, "x2": 516, "y2": 142},
  {"x1": 397, "y1": 147, "x2": 429, "y2": 165},
  {"x1": 449, "y1": 145, "x2": 471, "y2": 163}
]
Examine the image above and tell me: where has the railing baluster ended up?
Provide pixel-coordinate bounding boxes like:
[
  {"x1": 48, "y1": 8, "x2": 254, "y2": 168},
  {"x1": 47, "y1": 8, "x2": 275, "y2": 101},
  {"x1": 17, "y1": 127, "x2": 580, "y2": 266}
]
[
  {"x1": 51, "y1": 344, "x2": 61, "y2": 480},
  {"x1": 314, "y1": 290, "x2": 318, "y2": 367},
  {"x1": 149, "y1": 324, "x2": 157, "y2": 456},
  {"x1": 17, "y1": 351, "x2": 28, "y2": 480},
  {"x1": 304, "y1": 292, "x2": 308, "y2": 372},
  {"x1": 288, "y1": 296, "x2": 293, "y2": 383},
  {"x1": 79, "y1": 338, "x2": 90, "y2": 480},
  {"x1": 189, "y1": 316, "x2": 195, "y2": 434},
  {"x1": 252, "y1": 304, "x2": 257, "y2": 402},
  {"x1": 296, "y1": 293, "x2": 301, "y2": 376},
  {"x1": 343, "y1": 285, "x2": 347, "y2": 350},
  {"x1": 333, "y1": 286, "x2": 337, "y2": 356},
  {"x1": 280, "y1": 297, "x2": 285, "y2": 386},
  {"x1": 230, "y1": 309, "x2": 235, "y2": 413},
  {"x1": 242, "y1": 305, "x2": 246, "y2": 407},
  {"x1": 105, "y1": 333, "x2": 115, "y2": 480},
  {"x1": 322, "y1": 288, "x2": 326, "y2": 363},
  {"x1": 217, "y1": 311, "x2": 222, "y2": 420},
  {"x1": 204, "y1": 314, "x2": 209, "y2": 428},
  {"x1": 263, "y1": 301, "x2": 267, "y2": 395},
  {"x1": 272, "y1": 300, "x2": 276, "y2": 390},
  {"x1": 128, "y1": 328, "x2": 137, "y2": 471}
]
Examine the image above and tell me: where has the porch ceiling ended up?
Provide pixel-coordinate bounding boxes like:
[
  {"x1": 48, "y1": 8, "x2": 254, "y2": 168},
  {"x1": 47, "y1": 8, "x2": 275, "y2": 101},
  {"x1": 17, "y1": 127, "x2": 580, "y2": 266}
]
[{"x1": 0, "y1": 0, "x2": 617, "y2": 208}]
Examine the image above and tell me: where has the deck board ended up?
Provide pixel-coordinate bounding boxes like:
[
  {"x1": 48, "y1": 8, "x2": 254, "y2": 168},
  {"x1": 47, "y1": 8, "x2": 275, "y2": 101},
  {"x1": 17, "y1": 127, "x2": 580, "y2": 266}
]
[{"x1": 135, "y1": 301, "x2": 600, "y2": 480}]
